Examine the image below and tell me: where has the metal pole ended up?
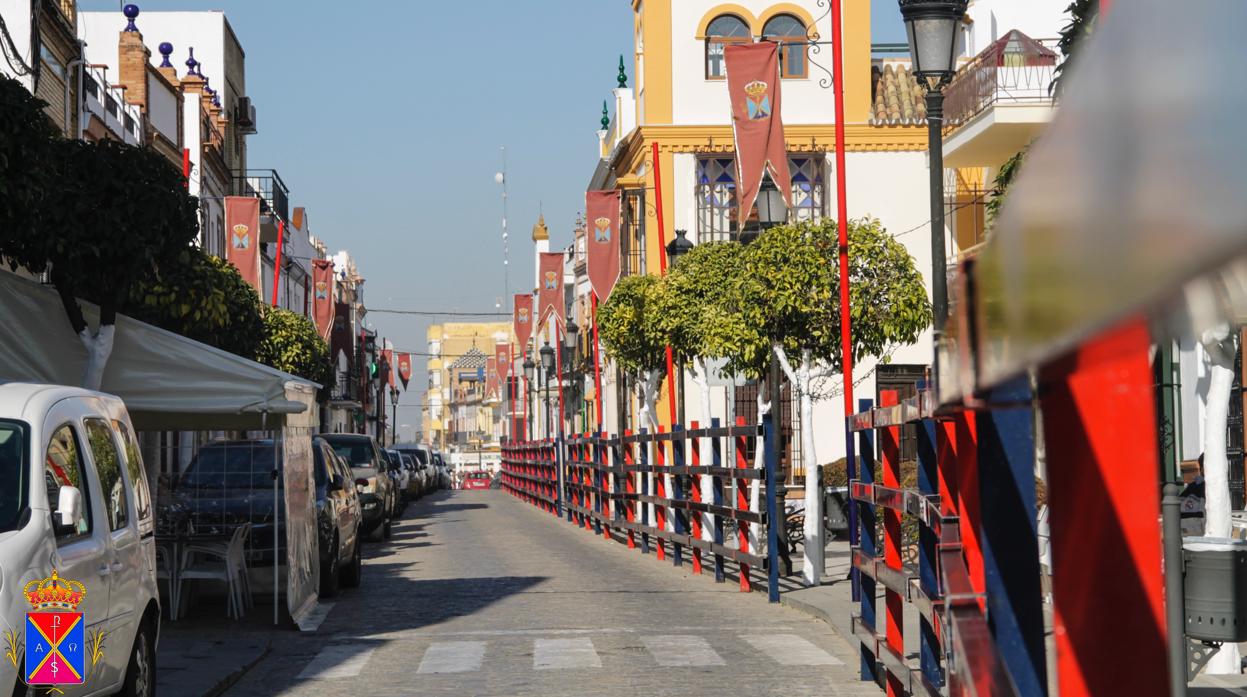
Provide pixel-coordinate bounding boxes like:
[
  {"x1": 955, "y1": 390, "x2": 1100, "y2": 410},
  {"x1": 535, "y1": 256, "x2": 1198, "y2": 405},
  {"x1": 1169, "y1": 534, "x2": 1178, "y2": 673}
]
[
  {"x1": 650, "y1": 141, "x2": 678, "y2": 427},
  {"x1": 765, "y1": 354, "x2": 782, "y2": 603},
  {"x1": 926, "y1": 89, "x2": 948, "y2": 329},
  {"x1": 526, "y1": 376, "x2": 533, "y2": 441},
  {"x1": 1162, "y1": 482, "x2": 1188, "y2": 696}
]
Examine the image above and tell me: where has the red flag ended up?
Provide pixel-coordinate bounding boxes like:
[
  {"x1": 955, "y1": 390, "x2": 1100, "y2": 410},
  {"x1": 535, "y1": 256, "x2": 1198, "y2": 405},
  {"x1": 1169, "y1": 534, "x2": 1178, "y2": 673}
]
[
  {"x1": 381, "y1": 349, "x2": 395, "y2": 388},
  {"x1": 486, "y1": 357, "x2": 499, "y2": 399},
  {"x1": 312, "y1": 259, "x2": 335, "y2": 339},
  {"x1": 330, "y1": 301, "x2": 350, "y2": 363},
  {"x1": 537, "y1": 252, "x2": 565, "y2": 330},
  {"x1": 397, "y1": 352, "x2": 412, "y2": 390},
  {"x1": 495, "y1": 343, "x2": 511, "y2": 381},
  {"x1": 513, "y1": 293, "x2": 533, "y2": 352},
  {"x1": 725, "y1": 42, "x2": 792, "y2": 226},
  {"x1": 224, "y1": 196, "x2": 262, "y2": 292},
  {"x1": 585, "y1": 190, "x2": 622, "y2": 301}
]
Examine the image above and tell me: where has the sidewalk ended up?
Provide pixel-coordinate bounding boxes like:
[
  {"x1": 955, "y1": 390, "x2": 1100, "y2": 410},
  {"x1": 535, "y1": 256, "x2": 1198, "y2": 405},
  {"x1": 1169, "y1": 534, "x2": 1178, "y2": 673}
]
[
  {"x1": 156, "y1": 618, "x2": 273, "y2": 697},
  {"x1": 781, "y1": 541, "x2": 1247, "y2": 696}
]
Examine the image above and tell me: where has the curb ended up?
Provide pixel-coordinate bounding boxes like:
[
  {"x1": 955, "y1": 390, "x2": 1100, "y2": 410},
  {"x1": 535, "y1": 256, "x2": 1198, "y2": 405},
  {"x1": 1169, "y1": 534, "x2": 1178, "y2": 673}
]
[
  {"x1": 198, "y1": 638, "x2": 272, "y2": 697},
  {"x1": 780, "y1": 592, "x2": 836, "y2": 628}
]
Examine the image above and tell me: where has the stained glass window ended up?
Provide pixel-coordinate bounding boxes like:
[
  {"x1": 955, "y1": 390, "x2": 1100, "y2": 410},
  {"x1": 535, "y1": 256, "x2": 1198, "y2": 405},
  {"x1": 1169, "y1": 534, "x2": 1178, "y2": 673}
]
[{"x1": 695, "y1": 155, "x2": 826, "y2": 242}]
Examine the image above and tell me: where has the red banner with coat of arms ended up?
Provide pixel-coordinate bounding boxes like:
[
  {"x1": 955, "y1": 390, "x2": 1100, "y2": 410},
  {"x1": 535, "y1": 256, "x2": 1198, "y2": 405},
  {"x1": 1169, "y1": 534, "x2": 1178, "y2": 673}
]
[
  {"x1": 330, "y1": 301, "x2": 351, "y2": 363},
  {"x1": 495, "y1": 343, "x2": 511, "y2": 382},
  {"x1": 224, "y1": 196, "x2": 262, "y2": 293},
  {"x1": 725, "y1": 41, "x2": 793, "y2": 226},
  {"x1": 396, "y1": 352, "x2": 412, "y2": 390},
  {"x1": 513, "y1": 293, "x2": 533, "y2": 351},
  {"x1": 585, "y1": 190, "x2": 622, "y2": 302},
  {"x1": 537, "y1": 252, "x2": 565, "y2": 331},
  {"x1": 311, "y1": 259, "x2": 335, "y2": 340},
  {"x1": 381, "y1": 349, "x2": 395, "y2": 388}
]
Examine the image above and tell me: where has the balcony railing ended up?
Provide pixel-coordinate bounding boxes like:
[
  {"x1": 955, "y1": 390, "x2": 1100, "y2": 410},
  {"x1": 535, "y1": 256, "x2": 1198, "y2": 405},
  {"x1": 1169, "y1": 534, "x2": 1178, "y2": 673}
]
[
  {"x1": 943, "y1": 33, "x2": 1060, "y2": 133},
  {"x1": 234, "y1": 169, "x2": 290, "y2": 223}
]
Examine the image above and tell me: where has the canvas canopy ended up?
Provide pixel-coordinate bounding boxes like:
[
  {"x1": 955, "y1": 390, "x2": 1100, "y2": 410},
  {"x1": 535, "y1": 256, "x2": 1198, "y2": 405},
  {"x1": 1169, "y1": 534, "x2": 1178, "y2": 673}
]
[{"x1": 0, "y1": 270, "x2": 315, "y2": 430}]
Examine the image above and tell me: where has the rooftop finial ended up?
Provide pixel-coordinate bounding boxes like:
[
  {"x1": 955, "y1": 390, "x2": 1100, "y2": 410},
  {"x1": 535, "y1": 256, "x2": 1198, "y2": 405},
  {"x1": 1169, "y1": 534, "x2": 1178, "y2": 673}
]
[
  {"x1": 600, "y1": 101, "x2": 609, "y2": 130},
  {"x1": 123, "y1": 4, "x2": 140, "y2": 32},
  {"x1": 617, "y1": 55, "x2": 628, "y2": 89},
  {"x1": 185, "y1": 47, "x2": 199, "y2": 76},
  {"x1": 158, "y1": 42, "x2": 173, "y2": 68}
]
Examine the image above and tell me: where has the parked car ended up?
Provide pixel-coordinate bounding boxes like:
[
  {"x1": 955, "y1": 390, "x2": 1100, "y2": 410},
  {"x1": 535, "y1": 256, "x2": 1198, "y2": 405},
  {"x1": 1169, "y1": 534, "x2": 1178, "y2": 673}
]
[
  {"x1": 383, "y1": 449, "x2": 411, "y2": 510},
  {"x1": 433, "y1": 452, "x2": 452, "y2": 489},
  {"x1": 399, "y1": 453, "x2": 424, "y2": 499},
  {"x1": 462, "y1": 471, "x2": 493, "y2": 490},
  {"x1": 0, "y1": 383, "x2": 160, "y2": 697},
  {"x1": 392, "y1": 442, "x2": 437, "y2": 493},
  {"x1": 173, "y1": 440, "x2": 287, "y2": 565},
  {"x1": 319, "y1": 434, "x2": 394, "y2": 540},
  {"x1": 313, "y1": 438, "x2": 362, "y2": 597}
]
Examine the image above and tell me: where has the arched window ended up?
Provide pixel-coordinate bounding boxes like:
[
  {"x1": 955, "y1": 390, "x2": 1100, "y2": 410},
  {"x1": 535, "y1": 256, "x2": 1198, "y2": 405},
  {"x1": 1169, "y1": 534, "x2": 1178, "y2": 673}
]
[
  {"x1": 763, "y1": 14, "x2": 808, "y2": 79},
  {"x1": 705, "y1": 14, "x2": 750, "y2": 79}
]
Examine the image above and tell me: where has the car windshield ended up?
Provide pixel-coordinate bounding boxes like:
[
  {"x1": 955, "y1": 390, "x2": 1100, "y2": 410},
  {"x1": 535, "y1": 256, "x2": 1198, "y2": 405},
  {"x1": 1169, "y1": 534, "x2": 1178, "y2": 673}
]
[
  {"x1": 178, "y1": 444, "x2": 277, "y2": 490},
  {"x1": 0, "y1": 420, "x2": 29, "y2": 533},
  {"x1": 412, "y1": 449, "x2": 430, "y2": 465},
  {"x1": 324, "y1": 438, "x2": 376, "y2": 467}
]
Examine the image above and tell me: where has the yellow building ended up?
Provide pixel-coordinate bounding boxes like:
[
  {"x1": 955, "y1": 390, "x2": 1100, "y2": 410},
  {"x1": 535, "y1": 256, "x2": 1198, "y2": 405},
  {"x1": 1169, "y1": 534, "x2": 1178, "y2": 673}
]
[
  {"x1": 422, "y1": 322, "x2": 510, "y2": 453},
  {"x1": 588, "y1": 0, "x2": 935, "y2": 465}
]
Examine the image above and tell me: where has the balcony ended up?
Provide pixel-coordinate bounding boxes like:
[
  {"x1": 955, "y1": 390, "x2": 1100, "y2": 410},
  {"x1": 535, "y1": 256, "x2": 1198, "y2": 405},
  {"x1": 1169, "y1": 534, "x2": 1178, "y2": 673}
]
[
  {"x1": 234, "y1": 169, "x2": 290, "y2": 242},
  {"x1": 942, "y1": 31, "x2": 1059, "y2": 169}
]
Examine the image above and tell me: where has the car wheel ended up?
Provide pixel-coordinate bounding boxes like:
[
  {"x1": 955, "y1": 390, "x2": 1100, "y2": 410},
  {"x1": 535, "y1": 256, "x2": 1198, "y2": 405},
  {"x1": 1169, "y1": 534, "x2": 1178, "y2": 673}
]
[
  {"x1": 119, "y1": 619, "x2": 156, "y2": 697},
  {"x1": 341, "y1": 534, "x2": 363, "y2": 588},
  {"x1": 320, "y1": 535, "x2": 341, "y2": 598},
  {"x1": 383, "y1": 513, "x2": 393, "y2": 539}
]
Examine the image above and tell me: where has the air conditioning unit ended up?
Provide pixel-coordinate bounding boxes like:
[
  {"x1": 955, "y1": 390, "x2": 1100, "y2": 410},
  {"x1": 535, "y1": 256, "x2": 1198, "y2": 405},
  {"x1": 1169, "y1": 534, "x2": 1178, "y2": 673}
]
[{"x1": 234, "y1": 96, "x2": 257, "y2": 134}]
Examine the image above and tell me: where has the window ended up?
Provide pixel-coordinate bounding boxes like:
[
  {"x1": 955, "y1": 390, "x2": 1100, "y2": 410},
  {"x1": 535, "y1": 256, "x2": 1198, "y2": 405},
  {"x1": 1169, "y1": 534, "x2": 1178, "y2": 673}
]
[
  {"x1": 113, "y1": 420, "x2": 151, "y2": 525},
  {"x1": 85, "y1": 419, "x2": 127, "y2": 532},
  {"x1": 621, "y1": 189, "x2": 646, "y2": 276},
  {"x1": 45, "y1": 425, "x2": 92, "y2": 540},
  {"x1": 763, "y1": 15, "x2": 808, "y2": 79},
  {"x1": 696, "y1": 155, "x2": 827, "y2": 242},
  {"x1": 705, "y1": 14, "x2": 750, "y2": 79},
  {"x1": 0, "y1": 420, "x2": 29, "y2": 534}
]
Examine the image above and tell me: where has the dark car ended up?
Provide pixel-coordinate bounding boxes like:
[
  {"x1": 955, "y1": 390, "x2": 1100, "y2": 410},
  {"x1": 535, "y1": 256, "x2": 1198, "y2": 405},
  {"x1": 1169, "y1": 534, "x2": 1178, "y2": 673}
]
[
  {"x1": 173, "y1": 439, "x2": 286, "y2": 564},
  {"x1": 383, "y1": 449, "x2": 409, "y2": 512},
  {"x1": 319, "y1": 433, "x2": 394, "y2": 540},
  {"x1": 313, "y1": 438, "x2": 362, "y2": 596}
]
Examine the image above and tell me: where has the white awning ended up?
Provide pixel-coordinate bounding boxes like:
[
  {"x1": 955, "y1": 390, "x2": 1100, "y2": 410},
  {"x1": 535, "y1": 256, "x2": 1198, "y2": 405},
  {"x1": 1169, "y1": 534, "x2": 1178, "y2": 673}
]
[{"x1": 0, "y1": 271, "x2": 316, "y2": 430}]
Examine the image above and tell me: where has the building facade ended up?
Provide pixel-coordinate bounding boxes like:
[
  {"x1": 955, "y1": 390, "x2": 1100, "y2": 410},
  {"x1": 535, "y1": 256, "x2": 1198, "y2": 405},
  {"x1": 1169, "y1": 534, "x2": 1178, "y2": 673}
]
[{"x1": 423, "y1": 322, "x2": 510, "y2": 453}]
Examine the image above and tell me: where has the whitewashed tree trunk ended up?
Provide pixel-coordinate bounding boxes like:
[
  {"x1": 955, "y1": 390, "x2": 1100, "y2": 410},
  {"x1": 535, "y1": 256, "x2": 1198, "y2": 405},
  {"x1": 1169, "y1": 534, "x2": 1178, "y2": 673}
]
[
  {"x1": 638, "y1": 369, "x2": 662, "y2": 529},
  {"x1": 693, "y1": 359, "x2": 714, "y2": 542},
  {"x1": 1202, "y1": 326, "x2": 1240, "y2": 674},
  {"x1": 775, "y1": 344, "x2": 822, "y2": 586},
  {"x1": 79, "y1": 325, "x2": 115, "y2": 391},
  {"x1": 750, "y1": 376, "x2": 768, "y2": 556}
]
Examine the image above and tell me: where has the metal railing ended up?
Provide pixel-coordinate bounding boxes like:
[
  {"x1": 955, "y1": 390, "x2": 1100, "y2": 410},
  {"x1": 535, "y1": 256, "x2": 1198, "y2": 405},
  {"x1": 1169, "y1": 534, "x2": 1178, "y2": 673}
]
[
  {"x1": 943, "y1": 38, "x2": 1059, "y2": 133},
  {"x1": 501, "y1": 418, "x2": 788, "y2": 598},
  {"x1": 234, "y1": 169, "x2": 290, "y2": 224}
]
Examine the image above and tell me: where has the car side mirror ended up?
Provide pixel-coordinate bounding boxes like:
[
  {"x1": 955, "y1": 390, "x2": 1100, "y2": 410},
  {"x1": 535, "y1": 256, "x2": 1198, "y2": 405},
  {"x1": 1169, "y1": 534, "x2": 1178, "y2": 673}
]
[{"x1": 56, "y1": 486, "x2": 84, "y2": 530}]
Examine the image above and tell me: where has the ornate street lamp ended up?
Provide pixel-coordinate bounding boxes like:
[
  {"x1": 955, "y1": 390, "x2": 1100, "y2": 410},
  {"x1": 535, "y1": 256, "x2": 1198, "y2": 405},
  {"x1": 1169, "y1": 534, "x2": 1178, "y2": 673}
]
[
  {"x1": 757, "y1": 177, "x2": 787, "y2": 230},
  {"x1": 540, "y1": 342, "x2": 555, "y2": 439},
  {"x1": 522, "y1": 351, "x2": 535, "y2": 441},
  {"x1": 666, "y1": 228, "x2": 694, "y2": 265},
  {"x1": 899, "y1": 0, "x2": 967, "y2": 330}
]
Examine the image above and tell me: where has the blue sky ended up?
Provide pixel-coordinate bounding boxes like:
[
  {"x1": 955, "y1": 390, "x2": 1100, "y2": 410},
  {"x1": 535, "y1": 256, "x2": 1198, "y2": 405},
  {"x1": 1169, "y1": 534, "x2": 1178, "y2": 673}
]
[{"x1": 81, "y1": 0, "x2": 906, "y2": 440}]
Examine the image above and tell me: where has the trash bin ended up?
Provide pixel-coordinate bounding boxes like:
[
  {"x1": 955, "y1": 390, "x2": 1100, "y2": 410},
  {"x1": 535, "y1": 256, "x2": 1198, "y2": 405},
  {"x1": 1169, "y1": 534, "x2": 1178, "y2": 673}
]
[
  {"x1": 1183, "y1": 537, "x2": 1247, "y2": 642},
  {"x1": 824, "y1": 487, "x2": 849, "y2": 539}
]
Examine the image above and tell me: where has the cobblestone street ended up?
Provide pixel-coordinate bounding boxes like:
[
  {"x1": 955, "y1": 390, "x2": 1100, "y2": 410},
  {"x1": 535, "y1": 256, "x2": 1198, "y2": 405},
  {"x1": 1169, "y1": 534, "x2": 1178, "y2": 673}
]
[{"x1": 224, "y1": 490, "x2": 873, "y2": 697}]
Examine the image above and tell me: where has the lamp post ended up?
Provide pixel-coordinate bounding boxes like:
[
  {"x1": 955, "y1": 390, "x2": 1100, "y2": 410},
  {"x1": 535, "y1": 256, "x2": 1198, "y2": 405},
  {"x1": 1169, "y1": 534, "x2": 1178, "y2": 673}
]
[
  {"x1": 564, "y1": 321, "x2": 580, "y2": 433},
  {"x1": 899, "y1": 0, "x2": 966, "y2": 332},
  {"x1": 523, "y1": 350, "x2": 535, "y2": 441},
  {"x1": 389, "y1": 385, "x2": 399, "y2": 446},
  {"x1": 540, "y1": 341, "x2": 555, "y2": 440},
  {"x1": 665, "y1": 230, "x2": 695, "y2": 425}
]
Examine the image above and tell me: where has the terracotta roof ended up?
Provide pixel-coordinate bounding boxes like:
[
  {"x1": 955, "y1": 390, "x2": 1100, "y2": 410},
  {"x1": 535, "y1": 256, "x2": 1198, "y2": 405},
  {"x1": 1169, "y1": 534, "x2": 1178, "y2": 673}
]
[{"x1": 870, "y1": 64, "x2": 926, "y2": 126}]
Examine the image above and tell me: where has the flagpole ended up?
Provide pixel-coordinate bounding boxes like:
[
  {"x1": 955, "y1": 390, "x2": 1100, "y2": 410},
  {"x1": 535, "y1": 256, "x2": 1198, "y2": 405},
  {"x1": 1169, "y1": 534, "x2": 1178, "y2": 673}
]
[
  {"x1": 271, "y1": 219, "x2": 285, "y2": 307},
  {"x1": 592, "y1": 293, "x2": 604, "y2": 432},
  {"x1": 509, "y1": 345, "x2": 518, "y2": 442},
  {"x1": 650, "y1": 141, "x2": 679, "y2": 427}
]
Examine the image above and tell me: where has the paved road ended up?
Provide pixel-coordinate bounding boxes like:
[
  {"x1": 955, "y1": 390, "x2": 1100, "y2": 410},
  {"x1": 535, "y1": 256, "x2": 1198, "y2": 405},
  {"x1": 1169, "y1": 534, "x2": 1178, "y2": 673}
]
[{"x1": 225, "y1": 490, "x2": 875, "y2": 697}]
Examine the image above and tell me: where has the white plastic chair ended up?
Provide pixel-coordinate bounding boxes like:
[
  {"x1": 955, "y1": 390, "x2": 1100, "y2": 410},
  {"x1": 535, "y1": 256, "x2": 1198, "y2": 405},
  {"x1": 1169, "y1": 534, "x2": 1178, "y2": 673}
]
[
  {"x1": 180, "y1": 523, "x2": 251, "y2": 619},
  {"x1": 154, "y1": 543, "x2": 180, "y2": 620}
]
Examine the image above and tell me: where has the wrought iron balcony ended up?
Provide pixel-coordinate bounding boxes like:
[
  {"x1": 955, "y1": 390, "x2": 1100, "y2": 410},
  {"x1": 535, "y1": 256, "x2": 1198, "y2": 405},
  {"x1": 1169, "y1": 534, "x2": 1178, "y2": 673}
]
[{"x1": 233, "y1": 169, "x2": 290, "y2": 225}]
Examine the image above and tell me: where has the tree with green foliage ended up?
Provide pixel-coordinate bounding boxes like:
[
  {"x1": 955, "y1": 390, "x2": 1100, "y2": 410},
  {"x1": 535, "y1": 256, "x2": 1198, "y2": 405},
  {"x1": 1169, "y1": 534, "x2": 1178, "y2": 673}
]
[
  {"x1": 257, "y1": 307, "x2": 335, "y2": 391},
  {"x1": 120, "y1": 250, "x2": 265, "y2": 359},
  {"x1": 1052, "y1": 0, "x2": 1098, "y2": 98},
  {"x1": 0, "y1": 77, "x2": 57, "y2": 243},
  {"x1": 597, "y1": 274, "x2": 667, "y2": 430}
]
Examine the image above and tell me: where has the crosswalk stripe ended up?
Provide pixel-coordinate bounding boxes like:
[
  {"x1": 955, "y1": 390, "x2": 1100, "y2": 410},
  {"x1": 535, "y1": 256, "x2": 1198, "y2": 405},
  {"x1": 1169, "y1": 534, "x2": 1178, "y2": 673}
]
[
  {"x1": 297, "y1": 645, "x2": 375, "y2": 679},
  {"x1": 740, "y1": 634, "x2": 844, "y2": 666},
  {"x1": 641, "y1": 635, "x2": 725, "y2": 667},
  {"x1": 533, "y1": 637, "x2": 602, "y2": 670},
  {"x1": 417, "y1": 641, "x2": 487, "y2": 674}
]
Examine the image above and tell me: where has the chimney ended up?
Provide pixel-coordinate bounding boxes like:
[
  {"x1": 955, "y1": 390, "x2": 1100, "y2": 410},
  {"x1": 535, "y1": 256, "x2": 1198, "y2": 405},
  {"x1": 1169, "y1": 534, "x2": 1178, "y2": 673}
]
[{"x1": 117, "y1": 4, "x2": 150, "y2": 110}]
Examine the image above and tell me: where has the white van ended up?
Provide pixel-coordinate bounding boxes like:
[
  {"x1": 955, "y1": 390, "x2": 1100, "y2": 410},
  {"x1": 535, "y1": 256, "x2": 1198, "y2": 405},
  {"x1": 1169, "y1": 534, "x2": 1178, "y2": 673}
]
[{"x1": 0, "y1": 384, "x2": 160, "y2": 697}]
